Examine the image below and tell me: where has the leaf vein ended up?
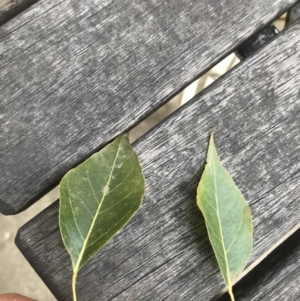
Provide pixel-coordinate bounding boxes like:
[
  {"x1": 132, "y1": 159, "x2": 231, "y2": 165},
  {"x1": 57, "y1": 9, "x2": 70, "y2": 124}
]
[
  {"x1": 211, "y1": 151, "x2": 232, "y2": 286},
  {"x1": 74, "y1": 136, "x2": 124, "y2": 271},
  {"x1": 225, "y1": 217, "x2": 243, "y2": 255},
  {"x1": 86, "y1": 200, "x2": 139, "y2": 249},
  {"x1": 99, "y1": 191, "x2": 134, "y2": 214},
  {"x1": 66, "y1": 179, "x2": 85, "y2": 240}
]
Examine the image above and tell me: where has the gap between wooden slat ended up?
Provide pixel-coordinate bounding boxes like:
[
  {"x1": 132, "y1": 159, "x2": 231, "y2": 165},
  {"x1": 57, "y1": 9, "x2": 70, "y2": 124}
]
[{"x1": 130, "y1": 10, "x2": 296, "y2": 143}]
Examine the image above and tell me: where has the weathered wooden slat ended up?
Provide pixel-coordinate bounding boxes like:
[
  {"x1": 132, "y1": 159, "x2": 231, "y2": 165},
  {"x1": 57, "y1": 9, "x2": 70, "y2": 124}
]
[
  {"x1": 0, "y1": 0, "x2": 37, "y2": 26},
  {"x1": 218, "y1": 228, "x2": 300, "y2": 301},
  {"x1": 15, "y1": 21, "x2": 300, "y2": 300},
  {"x1": 0, "y1": 0, "x2": 297, "y2": 214}
]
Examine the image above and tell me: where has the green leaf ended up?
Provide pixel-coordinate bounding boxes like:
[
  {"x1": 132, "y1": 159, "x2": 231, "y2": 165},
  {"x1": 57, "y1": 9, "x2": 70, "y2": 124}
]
[
  {"x1": 59, "y1": 134, "x2": 145, "y2": 301},
  {"x1": 196, "y1": 134, "x2": 253, "y2": 301}
]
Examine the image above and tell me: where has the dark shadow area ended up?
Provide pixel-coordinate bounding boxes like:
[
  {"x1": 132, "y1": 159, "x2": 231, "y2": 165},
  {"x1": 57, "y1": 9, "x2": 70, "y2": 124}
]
[
  {"x1": 236, "y1": 23, "x2": 279, "y2": 59},
  {"x1": 236, "y1": 1, "x2": 300, "y2": 60},
  {"x1": 0, "y1": 0, "x2": 38, "y2": 26}
]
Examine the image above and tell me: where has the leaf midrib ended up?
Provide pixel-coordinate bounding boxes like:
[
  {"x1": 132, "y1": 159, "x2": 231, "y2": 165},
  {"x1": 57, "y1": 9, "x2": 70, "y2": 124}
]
[
  {"x1": 74, "y1": 137, "x2": 123, "y2": 272},
  {"x1": 211, "y1": 153, "x2": 232, "y2": 288}
]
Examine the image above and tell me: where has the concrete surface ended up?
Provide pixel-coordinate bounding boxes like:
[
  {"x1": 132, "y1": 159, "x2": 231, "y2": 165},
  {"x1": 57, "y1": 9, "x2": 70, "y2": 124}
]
[{"x1": 0, "y1": 188, "x2": 58, "y2": 300}]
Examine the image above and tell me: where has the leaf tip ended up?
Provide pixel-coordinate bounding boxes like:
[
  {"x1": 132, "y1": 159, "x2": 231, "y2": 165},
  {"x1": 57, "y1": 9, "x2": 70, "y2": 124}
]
[
  {"x1": 206, "y1": 131, "x2": 219, "y2": 164},
  {"x1": 210, "y1": 131, "x2": 215, "y2": 145}
]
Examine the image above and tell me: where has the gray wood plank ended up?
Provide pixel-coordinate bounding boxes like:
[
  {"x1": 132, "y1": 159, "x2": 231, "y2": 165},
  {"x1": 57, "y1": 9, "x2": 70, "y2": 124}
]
[
  {"x1": 218, "y1": 228, "x2": 300, "y2": 301},
  {"x1": 0, "y1": 0, "x2": 37, "y2": 25},
  {"x1": 0, "y1": 0, "x2": 298, "y2": 214},
  {"x1": 15, "y1": 20, "x2": 300, "y2": 301}
]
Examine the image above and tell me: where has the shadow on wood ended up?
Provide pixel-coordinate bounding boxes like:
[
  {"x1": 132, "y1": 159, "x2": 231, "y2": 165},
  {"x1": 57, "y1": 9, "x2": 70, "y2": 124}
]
[{"x1": 0, "y1": 0, "x2": 38, "y2": 26}]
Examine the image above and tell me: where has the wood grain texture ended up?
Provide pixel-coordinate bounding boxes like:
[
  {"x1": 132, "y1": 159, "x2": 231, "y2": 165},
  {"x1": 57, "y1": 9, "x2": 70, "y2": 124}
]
[
  {"x1": 16, "y1": 21, "x2": 300, "y2": 300},
  {"x1": 0, "y1": 0, "x2": 298, "y2": 214},
  {"x1": 0, "y1": 0, "x2": 37, "y2": 25},
  {"x1": 218, "y1": 228, "x2": 300, "y2": 301}
]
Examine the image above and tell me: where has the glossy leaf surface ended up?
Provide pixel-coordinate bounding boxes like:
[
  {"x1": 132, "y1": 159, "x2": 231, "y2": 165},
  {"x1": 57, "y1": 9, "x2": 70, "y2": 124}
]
[
  {"x1": 59, "y1": 134, "x2": 145, "y2": 300},
  {"x1": 197, "y1": 134, "x2": 253, "y2": 301}
]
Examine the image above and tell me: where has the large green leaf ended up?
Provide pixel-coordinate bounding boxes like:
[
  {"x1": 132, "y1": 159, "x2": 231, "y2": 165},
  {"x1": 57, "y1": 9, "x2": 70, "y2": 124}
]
[
  {"x1": 197, "y1": 134, "x2": 253, "y2": 301},
  {"x1": 59, "y1": 134, "x2": 145, "y2": 301}
]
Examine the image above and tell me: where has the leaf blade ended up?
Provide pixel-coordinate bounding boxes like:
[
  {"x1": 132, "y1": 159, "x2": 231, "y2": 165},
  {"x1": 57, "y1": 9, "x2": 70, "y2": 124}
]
[
  {"x1": 197, "y1": 134, "x2": 253, "y2": 300},
  {"x1": 59, "y1": 134, "x2": 145, "y2": 273}
]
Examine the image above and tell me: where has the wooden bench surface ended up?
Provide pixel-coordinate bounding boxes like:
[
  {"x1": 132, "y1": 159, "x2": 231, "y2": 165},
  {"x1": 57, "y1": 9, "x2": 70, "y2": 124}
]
[
  {"x1": 16, "y1": 20, "x2": 300, "y2": 300},
  {"x1": 0, "y1": 0, "x2": 298, "y2": 214}
]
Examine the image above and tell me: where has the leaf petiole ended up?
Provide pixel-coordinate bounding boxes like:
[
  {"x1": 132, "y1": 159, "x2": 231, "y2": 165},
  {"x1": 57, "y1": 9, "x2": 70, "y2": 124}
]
[
  {"x1": 72, "y1": 271, "x2": 78, "y2": 301},
  {"x1": 228, "y1": 287, "x2": 235, "y2": 301}
]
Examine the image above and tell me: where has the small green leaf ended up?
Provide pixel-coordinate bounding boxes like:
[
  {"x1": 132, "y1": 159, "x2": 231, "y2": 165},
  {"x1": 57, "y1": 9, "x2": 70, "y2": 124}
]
[
  {"x1": 59, "y1": 134, "x2": 145, "y2": 301},
  {"x1": 197, "y1": 134, "x2": 253, "y2": 301}
]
